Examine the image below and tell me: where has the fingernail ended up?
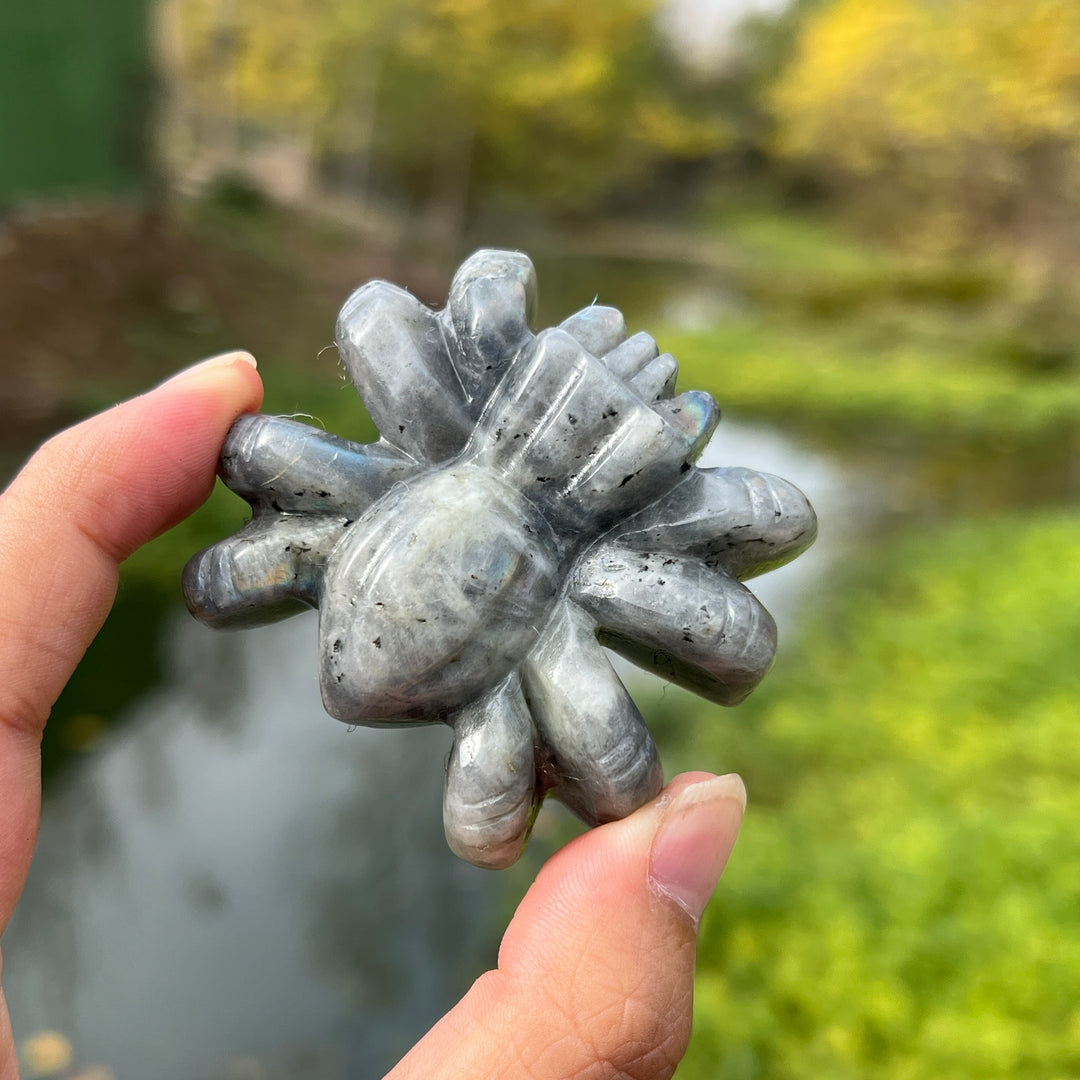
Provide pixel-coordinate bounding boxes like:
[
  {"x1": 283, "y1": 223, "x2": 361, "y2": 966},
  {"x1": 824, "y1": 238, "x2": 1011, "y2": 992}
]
[
  {"x1": 649, "y1": 773, "x2": 746, "y2": 926},
  {"x1": 161, "y1": 351, "x2": 258, "y2": 387}
]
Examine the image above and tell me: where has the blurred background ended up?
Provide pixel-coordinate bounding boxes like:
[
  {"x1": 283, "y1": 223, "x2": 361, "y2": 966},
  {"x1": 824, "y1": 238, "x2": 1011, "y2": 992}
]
[{"x1": 3, "y1": 0, "x2": 1079, "y2": 1077}]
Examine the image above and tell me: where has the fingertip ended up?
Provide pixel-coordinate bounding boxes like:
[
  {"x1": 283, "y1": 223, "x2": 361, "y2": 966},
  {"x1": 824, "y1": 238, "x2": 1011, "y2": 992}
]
[
  {"x1": 160, "y1": 349, "x2": 258, "y2": 382},
  {"x1": 155, "y1": 350, "x2": 264, "y2": 412},
  {"x1": 648, "y1": 773, "x2": 745, "y2": 927},
  {"x1": 499, "y1": 772, "x2": 738, "y2": 973},
  {"x1": 390, "y1": 772, "x2": 735, "y2": 1079},
  {"x1": 5, "y1": 351, "x2": 266, "y2": 568}
]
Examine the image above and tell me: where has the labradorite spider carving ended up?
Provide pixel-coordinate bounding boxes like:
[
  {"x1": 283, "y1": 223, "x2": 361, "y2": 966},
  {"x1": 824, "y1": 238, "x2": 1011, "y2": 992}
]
[{"x1": 184, "y1": 250, "x2": 816, "y2": 869}]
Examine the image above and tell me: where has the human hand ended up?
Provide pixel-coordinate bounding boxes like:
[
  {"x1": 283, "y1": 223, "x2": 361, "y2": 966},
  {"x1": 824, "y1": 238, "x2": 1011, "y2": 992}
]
[{"x1": 0, "y1": 354, "x2": 745, "y2": 1080}]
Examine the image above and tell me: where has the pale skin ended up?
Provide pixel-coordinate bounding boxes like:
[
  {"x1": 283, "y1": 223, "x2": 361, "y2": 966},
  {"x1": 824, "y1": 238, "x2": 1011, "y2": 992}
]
[{"x1": 0, "y1": 353, "x2": 745, "y2": 1080}]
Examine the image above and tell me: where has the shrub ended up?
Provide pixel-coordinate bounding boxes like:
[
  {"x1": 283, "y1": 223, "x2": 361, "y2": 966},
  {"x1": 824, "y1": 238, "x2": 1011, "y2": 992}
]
[{"x1": 673, "y1": 511, "x2": 1080, "y2": 1078}]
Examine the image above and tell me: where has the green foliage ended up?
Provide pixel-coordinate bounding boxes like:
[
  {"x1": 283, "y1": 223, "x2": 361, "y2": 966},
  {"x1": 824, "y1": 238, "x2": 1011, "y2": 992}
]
[
  {"x1": 378, "y1": 0, "x2": 708, "y2": 209},
  {"x1": 0, "y1": 0, "x2": 152, "y2": 200},
  {"x1": 670, "y1": 511, "x2": 1080, "y2": 1079},
  {"x1": 660, "y1": 208, "x2": 1080, "y2": 442},
  {"x1": 665, "y1": 314, "x2": 1080, "y2": 443}
]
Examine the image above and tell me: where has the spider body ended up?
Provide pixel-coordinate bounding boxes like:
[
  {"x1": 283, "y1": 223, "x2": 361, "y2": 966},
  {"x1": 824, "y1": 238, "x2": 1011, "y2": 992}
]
[{"x1": 320, "y1": 465, "x2": 560, "y2": 722}]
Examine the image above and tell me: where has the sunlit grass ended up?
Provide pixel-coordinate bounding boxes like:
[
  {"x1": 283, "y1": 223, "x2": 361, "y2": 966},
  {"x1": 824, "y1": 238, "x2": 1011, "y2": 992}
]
[
  {"x1": 708, "y1": 206, "x2": 900, "y2": 276},
  {"x1": 659, "y1": 510, "x2": 1080, "y2": 1079},
  {"x1": 665, "y1": 313, "x2": 1080, "y2": 442},
  {"x1": 665, "y1": 206, "x2": 1079, "y2": 442}
]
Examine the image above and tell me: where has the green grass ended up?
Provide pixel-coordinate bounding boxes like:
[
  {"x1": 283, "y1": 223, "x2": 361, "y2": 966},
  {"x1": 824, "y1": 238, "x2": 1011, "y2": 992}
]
[
  {"x1": 665, "y1": 206, "x2": 1080, "y2": 443},
  {"x1": 664, "y1": 313, "x2": 1080, "y2": 443},
  {"x1": 708, "y1": 207, "x2": 906, "y2": 277},
  {"x1": 648, "y1": 510, "x2": 1080, "y2": 1079}
]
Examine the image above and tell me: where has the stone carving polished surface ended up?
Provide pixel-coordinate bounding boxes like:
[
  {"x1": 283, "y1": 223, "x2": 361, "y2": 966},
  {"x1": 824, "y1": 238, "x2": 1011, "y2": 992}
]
[{"x1": 184, "y1": 250, "x2": 816, "y2": 868}]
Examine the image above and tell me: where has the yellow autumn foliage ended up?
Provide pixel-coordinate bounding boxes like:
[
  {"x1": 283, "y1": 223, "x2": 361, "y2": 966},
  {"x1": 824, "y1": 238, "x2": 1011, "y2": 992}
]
[
  {"x1": 175, "y1": 0, "x2": 727, "y2": 210},
  {"x1": 772, "y1": 0, "x2": 1080, "y2": 172}
]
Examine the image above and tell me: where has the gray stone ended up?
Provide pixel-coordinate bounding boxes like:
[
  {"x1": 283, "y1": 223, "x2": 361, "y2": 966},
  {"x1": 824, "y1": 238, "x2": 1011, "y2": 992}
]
[{"x1": 184, "y1": 249, "x2": 817, "y2": 869}]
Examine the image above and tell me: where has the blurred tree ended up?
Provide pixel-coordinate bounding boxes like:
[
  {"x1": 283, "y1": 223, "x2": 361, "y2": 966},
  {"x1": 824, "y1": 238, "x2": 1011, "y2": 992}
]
[
  {"x1": 768, "y1": 0, "x2": 1080, "y2": 254},
  {"x1": 698, "y1": 0, "x2": 826, "y2": 154},
  {"x1": 176, "y1": 0, "x2": 726, "y2": 221}
]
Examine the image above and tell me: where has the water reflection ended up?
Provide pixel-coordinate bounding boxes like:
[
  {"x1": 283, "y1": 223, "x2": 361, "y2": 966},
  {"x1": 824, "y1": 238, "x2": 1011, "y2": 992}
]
[
  {"x1": 6, "y1": 615, "x2": 501, "y2": 1079},
  {"x1": 5, "y1": 418, "x2": 861, "y2": 1080}
]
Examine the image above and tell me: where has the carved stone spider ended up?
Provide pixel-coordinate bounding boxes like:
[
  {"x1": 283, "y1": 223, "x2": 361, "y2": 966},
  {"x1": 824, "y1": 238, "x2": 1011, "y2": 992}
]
[{"x1": 184, "y1": 250, "x2": 815, "y2": 869}]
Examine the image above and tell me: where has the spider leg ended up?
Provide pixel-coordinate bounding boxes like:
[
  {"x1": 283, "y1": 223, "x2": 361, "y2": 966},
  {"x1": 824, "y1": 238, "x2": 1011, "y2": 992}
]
[
  {"x1": 602, "y1": 331, "x2": 660, "y2": 381},
  {"x1": 558, "y1": 304, "x2": 627, "y2": 357},
  {"x1": 184, "y1": 514, "x2": 349, "y2": 628},
  {"x1": 219, "y1": 414, "x2": 421, "y2": 516},
  {"x1": 606, "y1": 466, "x2": 817, "y2": 581},
  {"x1": 442, "y1": 249, "x2": 537, "y2": 414},
  {"x1": 442, "y1": 673, "x2": 539, "y2": 870},
  {"x1": 521, "y1": 601, "x2": 662, "y2": 827},
  {"x1": 629, "y1": 353, "x2": 678, "y2": 401},
  {"x1": 337, "y1": 281, "x2": 473, "y2": 464},
  {"x1": 469, "y1": 329, "x2": 718, "y2": 534},
  {"x1": 569, "y1": 543, "x2": 778, "y2": 706},
  {"x1": 560, "y1": 310, "x2": 678, "y2": 401}
]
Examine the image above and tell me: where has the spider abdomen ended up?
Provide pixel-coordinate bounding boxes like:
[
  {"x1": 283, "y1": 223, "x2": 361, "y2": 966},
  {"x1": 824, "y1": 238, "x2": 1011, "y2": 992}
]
[{"x1": 319, "y1": 465, "x2": 560, "y2": 723}]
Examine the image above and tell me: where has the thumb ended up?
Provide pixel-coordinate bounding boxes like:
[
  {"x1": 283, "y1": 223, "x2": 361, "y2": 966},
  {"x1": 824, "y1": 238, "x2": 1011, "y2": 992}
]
[{"x1": 389, "y1": 771, "x2": 745, "y2": 1080}]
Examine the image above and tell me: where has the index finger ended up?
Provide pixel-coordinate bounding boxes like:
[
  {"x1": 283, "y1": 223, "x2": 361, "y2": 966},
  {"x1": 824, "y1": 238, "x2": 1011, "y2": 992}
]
[{"x1": 0, "y1": 352, "x2": 262, "y2": 931}]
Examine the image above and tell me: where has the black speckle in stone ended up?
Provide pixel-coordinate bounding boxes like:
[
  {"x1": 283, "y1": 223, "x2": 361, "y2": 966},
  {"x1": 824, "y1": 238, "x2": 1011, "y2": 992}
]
[
  {"x1": 373, "y1": 636, "x2": 382, "y2": 648},
  {"x1": 333, "y1": 639, "x2": 343, "y2": 653}
]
